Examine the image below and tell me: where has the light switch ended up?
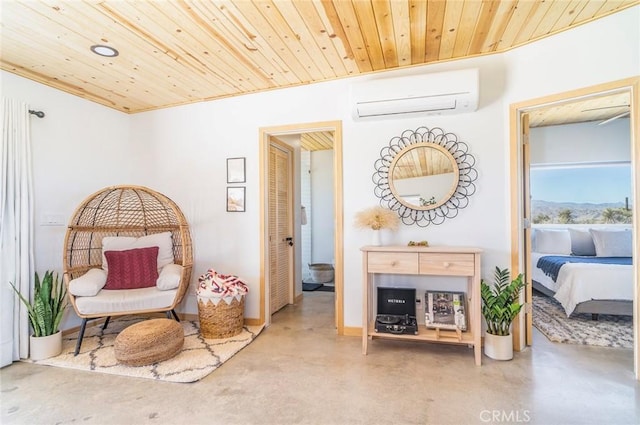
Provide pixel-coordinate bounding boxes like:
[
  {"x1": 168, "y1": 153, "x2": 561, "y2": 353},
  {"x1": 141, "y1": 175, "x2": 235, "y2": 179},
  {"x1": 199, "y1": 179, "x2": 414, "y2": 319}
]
[{"x1": 41, "y1": 213, "x2": 65, "y2": 226}]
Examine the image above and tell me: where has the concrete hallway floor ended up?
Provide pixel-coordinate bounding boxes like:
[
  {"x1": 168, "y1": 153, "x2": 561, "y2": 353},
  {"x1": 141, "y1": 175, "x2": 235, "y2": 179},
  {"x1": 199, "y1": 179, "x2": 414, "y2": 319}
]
[{"x1": 1, "y1": 291, "x2": 638, "y2": 425}]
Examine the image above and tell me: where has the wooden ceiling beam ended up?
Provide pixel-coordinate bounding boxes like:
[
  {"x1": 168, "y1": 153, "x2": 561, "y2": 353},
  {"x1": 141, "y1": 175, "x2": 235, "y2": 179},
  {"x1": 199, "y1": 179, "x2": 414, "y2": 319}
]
[
  {"x1": 438, "y1": 0, "x2": 464, "y2": 60},
  {"x1": 409, "y1": 0, "x2": 428, "y2": 64},
  {"x1": 327, "y1": 0, "x2": 373, "y2": 73},
  {"x1": 352, "y1": 0, "x2": 386, "y2": 70},
  {"x1": 425, "y1": 0, "x2": 446, "y2": 62}
]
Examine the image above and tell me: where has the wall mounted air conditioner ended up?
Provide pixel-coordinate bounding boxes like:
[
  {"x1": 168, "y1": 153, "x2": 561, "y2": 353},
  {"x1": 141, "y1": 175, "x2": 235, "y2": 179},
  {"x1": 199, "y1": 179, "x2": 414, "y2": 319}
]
[{"x1": 350, "y1": 68, "x2": 479, "y2": 120}]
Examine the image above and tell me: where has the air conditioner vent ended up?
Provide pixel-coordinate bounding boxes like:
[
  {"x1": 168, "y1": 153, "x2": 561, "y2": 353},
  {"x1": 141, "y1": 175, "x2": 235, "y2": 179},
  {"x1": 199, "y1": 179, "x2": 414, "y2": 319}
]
[{"x1": 350, "y1": 69, "x2": 479, "y2": 120}]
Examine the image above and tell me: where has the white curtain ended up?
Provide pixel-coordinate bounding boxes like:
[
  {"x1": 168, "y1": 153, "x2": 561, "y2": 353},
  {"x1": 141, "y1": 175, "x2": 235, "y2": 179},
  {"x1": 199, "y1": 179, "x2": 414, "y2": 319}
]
[{"x1": 1, "y1": 98, "x2": 35, "y2": 366}]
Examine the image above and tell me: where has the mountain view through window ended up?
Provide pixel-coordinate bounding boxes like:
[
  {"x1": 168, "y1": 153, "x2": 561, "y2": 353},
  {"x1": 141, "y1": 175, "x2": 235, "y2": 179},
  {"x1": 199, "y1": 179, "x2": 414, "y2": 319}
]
[{"x1": 530, "y1": 163, "x2": 632, "y2": 224}]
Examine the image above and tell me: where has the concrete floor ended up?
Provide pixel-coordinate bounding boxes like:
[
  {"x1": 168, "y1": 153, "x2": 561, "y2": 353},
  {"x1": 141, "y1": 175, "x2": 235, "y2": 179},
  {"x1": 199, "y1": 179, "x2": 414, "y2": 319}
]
[{"x1": 2, "y1": 292, "x2": 639, "y2": 425}]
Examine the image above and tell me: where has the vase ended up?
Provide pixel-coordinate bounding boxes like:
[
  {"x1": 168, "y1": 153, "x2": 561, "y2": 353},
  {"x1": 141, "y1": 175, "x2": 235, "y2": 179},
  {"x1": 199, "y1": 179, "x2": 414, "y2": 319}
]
[
  {"x1": 371, "y1": 229, "x2": 382, "y2": 246},
  {"x1": 30, "y1": 331, "x2": 62, "y2": 361},
  {"x1": 484, "y1": 332, "x2": 513, "y2": 360}
]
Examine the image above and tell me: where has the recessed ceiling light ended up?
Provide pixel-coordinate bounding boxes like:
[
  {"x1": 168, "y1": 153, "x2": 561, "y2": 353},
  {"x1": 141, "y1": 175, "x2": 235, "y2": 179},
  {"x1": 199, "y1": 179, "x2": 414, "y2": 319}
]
[{"x1": 90, "y1": 45, "x2": 119, "y2": 57}]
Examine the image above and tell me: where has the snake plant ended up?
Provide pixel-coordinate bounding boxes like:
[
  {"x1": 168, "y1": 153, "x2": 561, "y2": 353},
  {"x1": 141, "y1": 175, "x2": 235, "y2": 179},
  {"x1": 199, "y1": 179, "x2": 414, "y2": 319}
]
[
  {"x1": 481, "y1": 267, "x2": 525, "y2": 336},
  {"x1": 9, "y1": 271, "x2": 67, "y2": 337}
]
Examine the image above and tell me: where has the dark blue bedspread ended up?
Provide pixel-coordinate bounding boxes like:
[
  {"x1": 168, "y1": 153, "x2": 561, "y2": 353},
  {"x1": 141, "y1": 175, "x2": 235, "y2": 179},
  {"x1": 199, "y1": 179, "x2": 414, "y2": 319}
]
[{"x1": 537, "y1": 256, "x2": 632, "y2": 282}]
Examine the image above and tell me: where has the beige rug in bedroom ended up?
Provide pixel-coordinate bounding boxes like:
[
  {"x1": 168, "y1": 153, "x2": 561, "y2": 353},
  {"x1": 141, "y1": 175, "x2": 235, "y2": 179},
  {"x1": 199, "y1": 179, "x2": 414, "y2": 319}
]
[
  {"x1": 26, "y1": 316, "x2": 264, "y2": 383},
  {"x1": 533, "y1": 294, "x2": 632, "y2": 349}
]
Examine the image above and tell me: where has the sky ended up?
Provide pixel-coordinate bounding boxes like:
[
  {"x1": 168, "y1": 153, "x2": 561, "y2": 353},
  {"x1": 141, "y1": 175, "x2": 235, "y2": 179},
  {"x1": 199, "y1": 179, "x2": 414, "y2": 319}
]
[{"x1": 530, "y1": 165, "x2": 632, "y2": 204}]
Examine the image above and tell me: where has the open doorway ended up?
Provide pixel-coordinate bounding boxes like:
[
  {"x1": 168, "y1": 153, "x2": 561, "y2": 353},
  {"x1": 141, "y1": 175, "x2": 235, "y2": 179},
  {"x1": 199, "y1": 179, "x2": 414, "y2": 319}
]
[
  {"x1": 259, "y1": 121, "x2": 344, "y2": 333},
  {"x1": 296, "y1": 132, "x2": 335, "y2": 294},
  {"x1": 509, "y1": 77, "x2": 639, "y2": 379}
]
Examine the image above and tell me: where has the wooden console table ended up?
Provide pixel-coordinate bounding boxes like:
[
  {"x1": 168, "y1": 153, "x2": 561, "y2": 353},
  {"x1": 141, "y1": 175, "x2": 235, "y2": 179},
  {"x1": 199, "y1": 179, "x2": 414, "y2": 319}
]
[{"x1": 361, "y1": 245, "x2": 483, "y2": 365}]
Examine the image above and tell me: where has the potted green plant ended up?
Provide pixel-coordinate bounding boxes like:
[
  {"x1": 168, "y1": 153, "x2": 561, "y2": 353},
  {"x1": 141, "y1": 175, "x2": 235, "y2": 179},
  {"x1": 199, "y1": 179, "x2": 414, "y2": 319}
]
[
  {"x1": 480, "y1": 267, "x2": 525, "y2": 360},
  {"x1": 9, "y1": 271, "x2": 67, "y2": 360}
]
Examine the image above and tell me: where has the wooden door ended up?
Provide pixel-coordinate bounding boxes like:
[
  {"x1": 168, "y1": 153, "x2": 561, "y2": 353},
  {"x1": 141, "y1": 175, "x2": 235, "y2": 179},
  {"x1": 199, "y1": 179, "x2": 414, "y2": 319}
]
[
  {"x1": 522, "y1": 113, "x2": 533, "y2": 346},
  {"x1": 268, "y1": 141, "x2": 293, "y2": 314}
]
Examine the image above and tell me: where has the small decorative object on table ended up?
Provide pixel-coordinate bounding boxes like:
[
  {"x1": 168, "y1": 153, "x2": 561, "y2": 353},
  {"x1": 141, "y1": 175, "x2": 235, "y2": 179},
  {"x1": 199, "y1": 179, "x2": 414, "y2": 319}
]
[
  {"x1": 354, "y1": 206, "x2": 400, "y2": 246},
  {"x1": 408, "y1": 240, "x2": 429, "y2": 247},
  {"x1": 197, "y1": 269, "x2": 249, "y2": 339}
]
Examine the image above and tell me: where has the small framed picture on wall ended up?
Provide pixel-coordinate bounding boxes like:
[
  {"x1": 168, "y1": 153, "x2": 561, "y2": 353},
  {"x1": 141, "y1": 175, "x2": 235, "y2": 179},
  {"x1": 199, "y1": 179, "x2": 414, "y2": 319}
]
[
  {"x1": 227, "y1": 187, "x2": 246, "y2": 212},
  {"x1": 227, "y1": 157, "x2": 246, "y2": 183}
]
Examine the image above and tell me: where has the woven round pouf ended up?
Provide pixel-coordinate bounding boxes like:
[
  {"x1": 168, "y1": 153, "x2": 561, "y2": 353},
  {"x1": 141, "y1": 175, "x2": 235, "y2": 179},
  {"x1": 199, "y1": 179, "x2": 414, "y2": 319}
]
[{"x1": 114, "y1": 318, "x2": 184, "y2": 366}]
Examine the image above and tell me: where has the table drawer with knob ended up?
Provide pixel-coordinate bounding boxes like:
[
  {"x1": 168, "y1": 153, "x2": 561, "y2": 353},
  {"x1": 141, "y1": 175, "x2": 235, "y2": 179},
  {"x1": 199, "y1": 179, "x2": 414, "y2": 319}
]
[
  {"x1": 367, "y1": 252, "x2": 418, "y2": 274},
  {"x1": 419, "y1": 253, "x2": 474, "y2": 276}
]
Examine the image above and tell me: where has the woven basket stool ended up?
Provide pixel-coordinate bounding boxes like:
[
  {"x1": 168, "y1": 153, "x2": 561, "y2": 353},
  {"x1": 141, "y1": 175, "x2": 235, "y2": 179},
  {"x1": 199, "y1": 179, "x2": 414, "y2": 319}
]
[
  {"x1": 197, "y1": 295, "x2": 245, "y2": 339},
  {"x1": 114, "y1": 319, "x2": 184, "y2": 366}
]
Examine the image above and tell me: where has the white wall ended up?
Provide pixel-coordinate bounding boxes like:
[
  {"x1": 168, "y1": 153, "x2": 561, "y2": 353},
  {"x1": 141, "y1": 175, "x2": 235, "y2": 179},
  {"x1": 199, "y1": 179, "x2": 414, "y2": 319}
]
[
  {"x1": 134, "y1": 6, "x2": 637, "y2": 327},
  {"x1": 130, "y1": 53, "x2": 510, "y2": 325},
  {"x1": 1, "y1": 71, "x2": 137, "y2": 330},
  {"x1": 6, "y1": 5, "x2": 638, "y2": 330},
  {"x1": 503, "y1": 7, "x2": 639, "y2": 101},
  {"x1": 530, "y1": 119, "x2": 631, "y2": 164},
  {"x1": 310, "y1": 150, "x2": 334, "y2": 266},
  {"x1": 300, "y1": 150, "x2": 312, "y2": 281}
]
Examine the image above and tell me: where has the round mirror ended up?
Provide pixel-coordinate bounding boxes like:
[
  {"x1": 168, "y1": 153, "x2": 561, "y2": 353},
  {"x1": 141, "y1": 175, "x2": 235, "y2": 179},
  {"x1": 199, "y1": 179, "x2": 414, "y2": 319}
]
[
  {"x1": 389, "y1": 144, "x2": 459, "y2": 210},
  {"x1": 373, "y1": 127, "x2": 477, "y2": 227}
]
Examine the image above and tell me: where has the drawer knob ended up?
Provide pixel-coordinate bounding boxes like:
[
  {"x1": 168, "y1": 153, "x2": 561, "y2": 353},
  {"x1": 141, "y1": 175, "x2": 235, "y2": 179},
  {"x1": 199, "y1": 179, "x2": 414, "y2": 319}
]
[
  {"x1": 391, "y1": 261, "x2": 397, "y2": 266},
  {"x1": 443, "y1": 262, "x2": 451, "y2": 268}
]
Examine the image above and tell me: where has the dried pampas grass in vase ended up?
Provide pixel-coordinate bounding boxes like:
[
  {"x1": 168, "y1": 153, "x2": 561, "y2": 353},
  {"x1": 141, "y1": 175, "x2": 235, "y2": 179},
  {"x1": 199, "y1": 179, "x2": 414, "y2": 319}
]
[{"x1": 354, "y1": 206, "x2": 400, "y2": 246}]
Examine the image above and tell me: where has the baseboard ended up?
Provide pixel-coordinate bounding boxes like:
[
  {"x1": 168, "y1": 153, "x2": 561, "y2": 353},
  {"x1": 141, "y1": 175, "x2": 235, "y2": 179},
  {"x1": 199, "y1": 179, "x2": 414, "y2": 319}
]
[
  {"x1": 342, "y1": 326, "x2": 362, "y2": 337},
  {"x1": 243, "y1": 318, "x2": 263, "y2": 326}
]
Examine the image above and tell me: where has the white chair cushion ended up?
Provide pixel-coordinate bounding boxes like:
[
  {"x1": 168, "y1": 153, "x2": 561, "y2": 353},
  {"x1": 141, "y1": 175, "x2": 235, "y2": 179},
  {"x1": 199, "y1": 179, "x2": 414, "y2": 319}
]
[
  {"x1": 74, "y1": 287, "x2": 178, "y2": 315},
  {"x1": 102, "y1": 232, "x2": 174, "y2": 272},
  {"x1": 68, "y1": 268, "x2": 108, "y2": 297},
  {"x1": 157, "y1": 264, "x2": 183, "y2": 291}
]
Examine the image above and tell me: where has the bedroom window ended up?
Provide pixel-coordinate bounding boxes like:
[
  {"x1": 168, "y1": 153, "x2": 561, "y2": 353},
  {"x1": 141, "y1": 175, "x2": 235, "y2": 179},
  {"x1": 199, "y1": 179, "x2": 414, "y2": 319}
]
[{"x1": 530, "y1": 162, "x2": 632, "y2": 224}]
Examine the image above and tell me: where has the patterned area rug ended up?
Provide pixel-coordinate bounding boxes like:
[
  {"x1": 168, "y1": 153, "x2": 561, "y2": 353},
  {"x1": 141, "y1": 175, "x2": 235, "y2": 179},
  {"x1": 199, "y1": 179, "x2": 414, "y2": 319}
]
[
  {"x1": 27, "y1": 316, "x2": 264, "y2": 383},
  {"x1": 533, "y1": 294, "x2": 632, "y2": 349}
]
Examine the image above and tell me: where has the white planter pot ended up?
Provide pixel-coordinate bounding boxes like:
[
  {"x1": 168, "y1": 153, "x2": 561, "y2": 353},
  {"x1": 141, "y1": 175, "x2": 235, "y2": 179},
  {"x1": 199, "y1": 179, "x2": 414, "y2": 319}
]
[
  {"x1": 30, "y1": 331, "x2": 62, "y2": 361},
  {"x1": 484, "y1": 332, "x2": 513, "y2": 360}
]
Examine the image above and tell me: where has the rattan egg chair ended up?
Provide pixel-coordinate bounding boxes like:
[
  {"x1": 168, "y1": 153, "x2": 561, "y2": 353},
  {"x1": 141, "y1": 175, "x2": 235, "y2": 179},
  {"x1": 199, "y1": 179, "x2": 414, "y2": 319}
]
[{"x1": 63, "y1": 185, "x2": 193, "y2": 355}]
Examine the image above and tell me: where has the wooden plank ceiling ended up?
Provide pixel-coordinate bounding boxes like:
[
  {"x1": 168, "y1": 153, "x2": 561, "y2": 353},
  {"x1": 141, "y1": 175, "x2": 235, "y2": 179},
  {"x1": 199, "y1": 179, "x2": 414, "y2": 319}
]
[
  {"x1": 1, "y1": 1, "x2": 637, "y2": 114},
  {"x1": 528, "y1": 92, "x2": 631, "y2": 127}
]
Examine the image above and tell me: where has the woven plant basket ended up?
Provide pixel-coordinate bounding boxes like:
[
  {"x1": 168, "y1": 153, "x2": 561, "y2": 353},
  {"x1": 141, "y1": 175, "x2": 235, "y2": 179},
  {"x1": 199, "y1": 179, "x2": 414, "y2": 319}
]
[{"x1": 197, "y1": 295, "x2": 245, "y2": 339}]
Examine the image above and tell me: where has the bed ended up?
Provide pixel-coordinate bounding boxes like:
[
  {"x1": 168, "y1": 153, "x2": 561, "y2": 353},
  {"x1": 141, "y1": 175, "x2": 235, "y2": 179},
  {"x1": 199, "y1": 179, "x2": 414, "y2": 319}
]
[{"x1": 531, "y1": 227, "x2": 633, "y2": 318}]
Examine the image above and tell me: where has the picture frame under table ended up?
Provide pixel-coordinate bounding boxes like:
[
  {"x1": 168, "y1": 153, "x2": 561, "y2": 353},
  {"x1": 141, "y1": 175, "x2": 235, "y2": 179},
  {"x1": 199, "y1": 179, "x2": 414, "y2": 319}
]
[
  {"x1": 227, "y1": 187, "x2": 246, "y2": 212},
  {"x1": 425, "y1": 291, "x2": 467, "y2": 331}
]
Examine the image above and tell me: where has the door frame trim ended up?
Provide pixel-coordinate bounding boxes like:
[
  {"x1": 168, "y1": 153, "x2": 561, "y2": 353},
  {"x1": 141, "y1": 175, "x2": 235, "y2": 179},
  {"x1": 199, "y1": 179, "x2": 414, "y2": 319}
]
[
  {"x1": 509, "y1": 76, "x2": 639, "y2": 379},
  {"x1": 259, "y1": 121, "x2": 344, "y2": 332}
]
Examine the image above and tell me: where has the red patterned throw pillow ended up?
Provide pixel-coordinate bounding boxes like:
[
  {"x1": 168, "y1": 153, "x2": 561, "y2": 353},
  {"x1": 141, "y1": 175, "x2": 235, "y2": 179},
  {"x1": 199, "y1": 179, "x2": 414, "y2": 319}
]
[{"x1": 104, "y1": 247, "x2": 159, "y2": 290}]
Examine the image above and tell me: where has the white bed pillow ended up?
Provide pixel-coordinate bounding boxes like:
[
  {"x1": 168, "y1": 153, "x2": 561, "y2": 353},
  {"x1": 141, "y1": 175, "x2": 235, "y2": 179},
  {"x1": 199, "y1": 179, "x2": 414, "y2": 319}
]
[
  {"x1": 568, "y1": 229, "x2": 596, "y2": 256},
  {"x1": 534, "y1": 229, "x2": 571, "y2": 254},
  {"x1": 69, "y1": 268, "x2": 108, "y2": 297},
  {"x1": 156, "y1": 263, "x2": 183, "y2": 291},
  {"x1": 102, "y1": 232, "x2": 174, "y2": 272},
  {"x1": 589, "y1": 229, "x2": 632, "y2": 257}
]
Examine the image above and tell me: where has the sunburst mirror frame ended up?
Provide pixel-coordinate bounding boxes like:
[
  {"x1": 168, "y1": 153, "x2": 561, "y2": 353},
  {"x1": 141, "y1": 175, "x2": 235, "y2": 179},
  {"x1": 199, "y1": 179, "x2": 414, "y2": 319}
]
[{"x1": 373, "y1": 127, "x2": 478, "y2": 227}]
